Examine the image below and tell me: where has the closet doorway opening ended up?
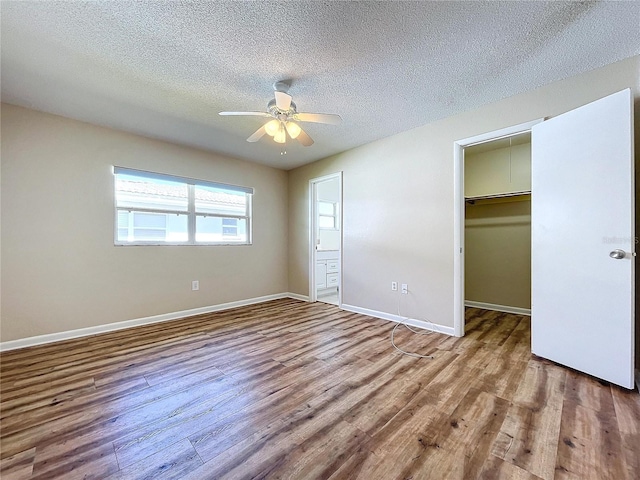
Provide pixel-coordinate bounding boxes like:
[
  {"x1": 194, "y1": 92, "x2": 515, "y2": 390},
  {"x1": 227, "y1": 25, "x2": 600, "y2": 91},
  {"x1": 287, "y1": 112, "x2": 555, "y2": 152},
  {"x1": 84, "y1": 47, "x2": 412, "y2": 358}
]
[
  {"x1": 309, "y1": 172, "x2": 343, "y2": 306},
  {"x1": 453, "y1": 120, "x2": 542, "y2": 336}
]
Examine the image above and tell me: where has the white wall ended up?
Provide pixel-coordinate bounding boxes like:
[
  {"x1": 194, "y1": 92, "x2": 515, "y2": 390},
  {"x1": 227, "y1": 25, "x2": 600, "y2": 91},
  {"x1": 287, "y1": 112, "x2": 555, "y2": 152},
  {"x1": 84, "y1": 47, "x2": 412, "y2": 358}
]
[
  {"x1": 288, "y1": 56, "x2": 640, "y2": 332},
  {"x1": 317, "y1": 178, "x2": 340, "y2": 202},
  {"x1": 1, "y1": 104, "x2": 289, "y2": 342}
]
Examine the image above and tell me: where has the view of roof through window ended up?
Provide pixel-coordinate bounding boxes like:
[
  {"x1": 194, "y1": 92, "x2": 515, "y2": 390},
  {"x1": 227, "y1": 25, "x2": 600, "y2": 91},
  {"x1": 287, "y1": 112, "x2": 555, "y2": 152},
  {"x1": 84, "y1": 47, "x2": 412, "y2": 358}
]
[{"x1": 115, "y1": 173, "x2": 251, "y2": 244}]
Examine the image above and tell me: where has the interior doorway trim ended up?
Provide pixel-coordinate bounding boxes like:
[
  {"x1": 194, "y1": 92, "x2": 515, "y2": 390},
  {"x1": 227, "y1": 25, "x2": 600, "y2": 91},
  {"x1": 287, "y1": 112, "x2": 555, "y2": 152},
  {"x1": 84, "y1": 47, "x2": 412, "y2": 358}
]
[
  {"x1": 309, "y1": 172, "x2": 343, "y2": 305},
  {"x1": 453, "y1": 119, "x2": 543, "y2": 337}
]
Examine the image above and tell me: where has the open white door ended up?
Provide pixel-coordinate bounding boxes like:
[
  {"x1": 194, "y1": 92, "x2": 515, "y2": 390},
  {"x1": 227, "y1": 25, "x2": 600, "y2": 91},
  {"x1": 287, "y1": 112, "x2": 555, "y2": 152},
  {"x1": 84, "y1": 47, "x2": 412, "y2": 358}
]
[
  {"x1": 309, "y1": 173, "x2": 343, "y2": 306},
  {"x1": 531, "y1": 89, "x2": 635, "y2": 389}
]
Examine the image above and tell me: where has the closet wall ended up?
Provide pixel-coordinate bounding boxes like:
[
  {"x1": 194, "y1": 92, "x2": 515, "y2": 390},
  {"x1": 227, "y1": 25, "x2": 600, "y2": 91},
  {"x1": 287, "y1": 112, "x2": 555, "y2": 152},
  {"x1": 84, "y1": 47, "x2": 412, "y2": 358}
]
[{"x1": 464, "y1": 138, "x2": 532, "y2": 311}]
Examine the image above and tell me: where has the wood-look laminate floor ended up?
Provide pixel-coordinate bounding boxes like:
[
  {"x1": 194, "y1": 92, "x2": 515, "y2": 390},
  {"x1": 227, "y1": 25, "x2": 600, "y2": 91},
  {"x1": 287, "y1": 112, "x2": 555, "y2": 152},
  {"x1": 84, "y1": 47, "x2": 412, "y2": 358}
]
[{"x1": 1, "y1": 299, "x2": 638, "y2": 480}]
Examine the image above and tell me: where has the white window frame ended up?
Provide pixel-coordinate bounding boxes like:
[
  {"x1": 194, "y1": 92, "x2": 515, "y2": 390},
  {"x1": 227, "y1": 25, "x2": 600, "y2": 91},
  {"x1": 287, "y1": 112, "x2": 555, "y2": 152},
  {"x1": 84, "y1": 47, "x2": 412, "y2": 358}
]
[
  {"x1": 114, "y1": 167, "x2": 253, "y2": 246},
  {"x1": 221, "y1": 218, "x2": 239, "y2": 238},
  {"x1": 318, "y1": 201, "x2": 339, "y2": 230},
  {"x1": 118, "y1": 210, "x2": 170, "y2": 243}
]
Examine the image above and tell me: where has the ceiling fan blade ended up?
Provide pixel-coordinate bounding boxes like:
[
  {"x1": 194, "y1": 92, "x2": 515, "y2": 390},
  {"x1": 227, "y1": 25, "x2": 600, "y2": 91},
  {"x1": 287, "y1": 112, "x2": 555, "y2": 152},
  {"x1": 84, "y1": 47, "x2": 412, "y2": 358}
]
[
  {"x1": 219, "y1": 111, "x2": 271, "y2": 117},
  {"x1": 274, "y1": 91, "x2": 292, "y2": 111},
  {"x1": 296, "y1": 127, "x2": 314, "y2": 146},
  {"x1": 296, "y1": 113, "x2": 342, "y2": 125},
  {"x1": 246, "y1": 125, "x2": 267, "y2": 142}
]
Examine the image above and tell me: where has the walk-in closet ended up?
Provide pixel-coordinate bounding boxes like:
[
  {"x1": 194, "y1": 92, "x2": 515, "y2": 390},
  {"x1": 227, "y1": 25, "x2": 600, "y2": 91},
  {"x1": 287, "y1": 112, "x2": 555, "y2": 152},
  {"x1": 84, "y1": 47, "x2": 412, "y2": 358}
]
[{"x1": 464, "y1": 133, "x2": 532, "y2": 315}]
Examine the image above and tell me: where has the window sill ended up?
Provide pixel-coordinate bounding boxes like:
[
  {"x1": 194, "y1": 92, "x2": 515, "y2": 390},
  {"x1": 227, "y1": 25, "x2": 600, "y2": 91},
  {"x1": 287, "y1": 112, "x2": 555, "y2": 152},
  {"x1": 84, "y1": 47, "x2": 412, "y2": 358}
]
[{"x1": 114, "y1": 242, "x2": 252, "y2": 247}]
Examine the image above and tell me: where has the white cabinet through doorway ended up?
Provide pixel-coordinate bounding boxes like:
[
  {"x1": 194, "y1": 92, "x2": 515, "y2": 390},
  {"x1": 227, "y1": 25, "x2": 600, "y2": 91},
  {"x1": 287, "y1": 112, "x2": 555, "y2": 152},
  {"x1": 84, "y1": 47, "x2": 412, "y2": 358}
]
[{"x1": 316, "y1": 251, "x2": 339, "y2": 292}]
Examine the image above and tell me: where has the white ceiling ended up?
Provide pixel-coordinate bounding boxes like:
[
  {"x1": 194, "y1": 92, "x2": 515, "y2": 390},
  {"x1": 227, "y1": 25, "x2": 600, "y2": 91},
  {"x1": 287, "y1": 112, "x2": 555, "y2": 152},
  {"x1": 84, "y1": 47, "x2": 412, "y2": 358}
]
[{"x1": 2, "y1": 1, "x2": 639, "y2": 170}]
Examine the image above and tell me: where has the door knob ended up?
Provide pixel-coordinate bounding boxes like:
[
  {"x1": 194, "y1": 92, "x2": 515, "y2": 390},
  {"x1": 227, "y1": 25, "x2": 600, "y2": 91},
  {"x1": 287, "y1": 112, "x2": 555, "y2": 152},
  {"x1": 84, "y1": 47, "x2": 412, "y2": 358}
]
[{"x1": 609, "y1": 249, "x2": 626, "y2": 259}]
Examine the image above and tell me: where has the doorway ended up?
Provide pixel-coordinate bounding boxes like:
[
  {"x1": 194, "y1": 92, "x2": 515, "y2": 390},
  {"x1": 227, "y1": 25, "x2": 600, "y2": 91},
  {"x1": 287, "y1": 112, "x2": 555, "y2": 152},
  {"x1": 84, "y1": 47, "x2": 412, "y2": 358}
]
[
  {"x1": 454, "y1": 90, "x2": 634, "y2": 389},
  {"x1": 453, "y1": 120, "x2": 542, "y2": 337},
  {"x1": 309, "y1": 172, "x2": 343, "y2": 306},
  {"x1": 464, "y1": 132, "x2": 532, "y2": 316}
]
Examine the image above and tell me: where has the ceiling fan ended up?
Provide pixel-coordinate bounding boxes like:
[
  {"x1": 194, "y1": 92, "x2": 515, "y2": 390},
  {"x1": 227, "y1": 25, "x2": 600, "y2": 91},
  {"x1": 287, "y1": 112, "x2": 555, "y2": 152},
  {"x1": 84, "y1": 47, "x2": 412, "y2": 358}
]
[{"x1": 219, "y1": 81, "x2": 342, "y2": 147}]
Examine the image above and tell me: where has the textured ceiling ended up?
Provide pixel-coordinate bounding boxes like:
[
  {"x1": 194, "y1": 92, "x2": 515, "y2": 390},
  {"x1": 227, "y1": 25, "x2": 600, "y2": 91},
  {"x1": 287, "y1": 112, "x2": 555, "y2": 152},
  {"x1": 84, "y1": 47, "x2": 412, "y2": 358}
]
[{"x1": 2, "y1": 1, "x2": 639, "y2": 170}]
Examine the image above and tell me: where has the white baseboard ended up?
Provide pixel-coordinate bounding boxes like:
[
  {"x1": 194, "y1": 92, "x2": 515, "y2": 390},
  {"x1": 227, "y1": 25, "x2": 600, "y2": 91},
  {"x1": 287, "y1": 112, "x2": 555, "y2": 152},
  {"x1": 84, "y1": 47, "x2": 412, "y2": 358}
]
[
  {"x1": 0, "y1": 293, "x2": 308, "y2": 352},
  {"x1": 286, "y1": 292, "x2": 310, "y2": 302},
  {"x1": 341, "y1": 303, "x2": 456, "y2": 336},
  {"x1": 465, "y1": 301, "x2": 531, "y2": 316}
]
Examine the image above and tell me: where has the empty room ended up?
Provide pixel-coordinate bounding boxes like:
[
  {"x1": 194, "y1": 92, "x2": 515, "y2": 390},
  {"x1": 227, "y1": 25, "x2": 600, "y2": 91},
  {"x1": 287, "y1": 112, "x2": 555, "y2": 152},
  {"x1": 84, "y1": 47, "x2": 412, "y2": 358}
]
[{"x1": 2, "y1": 2, "x2": 640, "y2": 479}]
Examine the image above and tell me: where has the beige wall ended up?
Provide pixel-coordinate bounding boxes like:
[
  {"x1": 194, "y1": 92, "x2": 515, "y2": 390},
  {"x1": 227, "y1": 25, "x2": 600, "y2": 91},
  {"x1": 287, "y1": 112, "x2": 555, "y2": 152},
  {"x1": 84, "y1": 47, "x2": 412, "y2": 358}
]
[
  {"x1": 288, "y1": 56, "x2": 640, "y2": 334},
  {"x1": 465, "y1": 143, "x2": 531, "y2": 197},
  {"x1": 465, "y1": 200, "x2": 531, "y2": 309},
  {"x1": 3, "y1": 56, "x2": 639, "y2": 358},
  {"x1": 1, "y1": 104, "x2": 288, "y2": 342}
]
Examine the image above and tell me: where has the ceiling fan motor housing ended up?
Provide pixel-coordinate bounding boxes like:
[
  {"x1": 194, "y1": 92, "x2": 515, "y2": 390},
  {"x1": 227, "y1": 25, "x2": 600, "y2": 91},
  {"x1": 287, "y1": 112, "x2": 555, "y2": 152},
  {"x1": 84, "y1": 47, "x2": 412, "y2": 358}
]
[
  {"x1": 273, "y1": 80, "x2": 291, "y2": 93},
  {"x1": 268, "y1": 99, "x2": 297, "y2": 120},
  {"x1": 220, "y1": 81, "x2": 339, "y2": 147}
]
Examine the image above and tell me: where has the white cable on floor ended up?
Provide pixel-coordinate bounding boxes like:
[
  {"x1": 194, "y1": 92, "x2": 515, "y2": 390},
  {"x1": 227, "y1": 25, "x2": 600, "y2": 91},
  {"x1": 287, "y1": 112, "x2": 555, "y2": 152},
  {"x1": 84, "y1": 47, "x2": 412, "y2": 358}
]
[
  {"x1": 390, "y1": 291, "x2": 436, "y2": 359},
  {"x1": 391, "y1": 322, "x2": 434, "y2": 359}
]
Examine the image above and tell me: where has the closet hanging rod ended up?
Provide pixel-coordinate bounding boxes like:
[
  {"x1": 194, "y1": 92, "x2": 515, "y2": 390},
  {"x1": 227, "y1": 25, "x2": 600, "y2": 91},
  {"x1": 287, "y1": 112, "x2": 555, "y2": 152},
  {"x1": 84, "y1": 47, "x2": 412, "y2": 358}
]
[{"x1": 465, "y1": 190, "x2": 531, "y2": 204}]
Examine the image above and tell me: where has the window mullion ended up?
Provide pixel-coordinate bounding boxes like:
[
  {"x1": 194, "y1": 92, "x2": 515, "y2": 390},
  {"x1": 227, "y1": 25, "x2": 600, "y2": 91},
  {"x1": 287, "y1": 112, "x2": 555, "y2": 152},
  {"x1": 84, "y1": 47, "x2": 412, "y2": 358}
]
[
  {"x1": 128, "y1": 210, "x2": 134, "y2": 242},
  {"x1": 195, "y1": 213, "x2": 247, "y2": 220},
  {"x1": 116, "y1": 206, "x2": 189, "y2": 216},
  {"x1": 247, "y1": 194, "x2": 252, "y2": 244}
]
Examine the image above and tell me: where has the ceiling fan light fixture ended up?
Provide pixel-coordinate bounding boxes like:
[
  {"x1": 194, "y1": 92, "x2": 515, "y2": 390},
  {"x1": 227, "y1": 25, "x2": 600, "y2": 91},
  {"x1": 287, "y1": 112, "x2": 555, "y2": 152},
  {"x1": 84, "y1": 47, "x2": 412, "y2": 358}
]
[
  {"x1": 221, "y1": 81, "x2": 340, "y2": 148},
  {"x1": 273, "y1": 123, "x2": 286, "y2": 144},
  {"x1": 285, "y1": 121, "x2": 301, "y2": 139},
  {"x1": 264, "y1": 119, "x2": 280, "y2": 137}
]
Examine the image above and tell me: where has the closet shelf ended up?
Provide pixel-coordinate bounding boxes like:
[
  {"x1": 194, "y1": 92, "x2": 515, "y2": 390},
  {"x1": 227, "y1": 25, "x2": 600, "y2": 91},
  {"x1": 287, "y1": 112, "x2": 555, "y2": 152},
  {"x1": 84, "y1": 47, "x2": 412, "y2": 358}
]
[{"x1": 465, "y1": 190, "x2": 531, "y2": 204}]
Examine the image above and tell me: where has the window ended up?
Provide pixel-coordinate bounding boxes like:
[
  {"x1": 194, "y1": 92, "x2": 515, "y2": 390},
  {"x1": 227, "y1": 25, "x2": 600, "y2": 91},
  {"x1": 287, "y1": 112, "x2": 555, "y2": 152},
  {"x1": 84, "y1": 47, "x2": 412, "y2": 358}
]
[
  {"x1": 222, "y1": 218, "x2": 238, "y2": 237},
  {"x1": 318, "y1": 201, "x2": 338, "y2": 230},
  {"x1": 114, "y1": 167, "x2": 253, "y2": 245}
]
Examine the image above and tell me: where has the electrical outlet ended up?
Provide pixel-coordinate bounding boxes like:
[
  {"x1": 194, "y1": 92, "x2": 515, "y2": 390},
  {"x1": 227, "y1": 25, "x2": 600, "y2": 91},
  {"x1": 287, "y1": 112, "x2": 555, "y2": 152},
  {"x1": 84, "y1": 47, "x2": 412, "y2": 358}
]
[
  {"x1": 192, "y1": 280, "x2": 199, "y2": 291},
  {"x1": 391, "y1": 281, "x2": 398, "y2": 291},
  {"x1": 401, "y1": 283, "x2": 408, "y2": 294}
]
